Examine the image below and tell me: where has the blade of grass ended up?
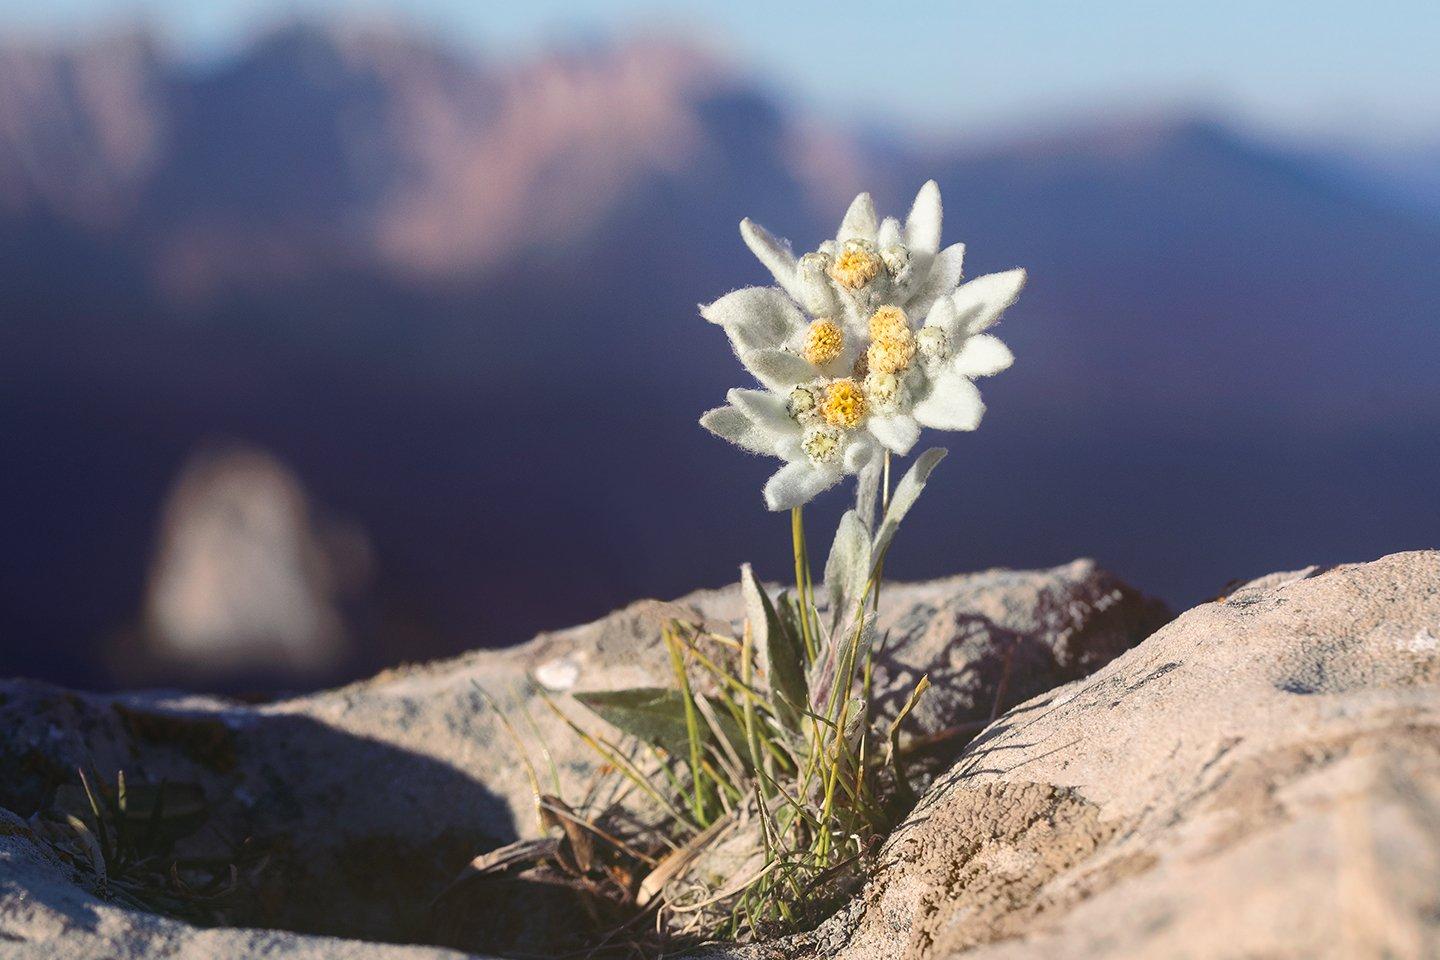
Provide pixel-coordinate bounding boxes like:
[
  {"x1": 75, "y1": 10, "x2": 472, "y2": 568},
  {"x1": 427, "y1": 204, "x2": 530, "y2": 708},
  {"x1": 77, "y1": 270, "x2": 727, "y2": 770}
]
[
  {"x1": 740, "y1": 620, "x2": 770, "y2": 800},
  {"x1": 472, "y1": 682, "x2": 546, "y2": 831},
  {"x1": 886, "y1": 675, "x2": 931, "y2": 807},
  {"x1": 664, "y1": 625, "x2": 713, "y2": 824}
]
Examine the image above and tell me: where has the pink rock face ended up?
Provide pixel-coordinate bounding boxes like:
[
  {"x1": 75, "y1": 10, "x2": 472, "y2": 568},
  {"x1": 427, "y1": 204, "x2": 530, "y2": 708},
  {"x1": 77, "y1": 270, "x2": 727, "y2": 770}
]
[
  {"x1": 0, "y1": 28, "x2": 729, "y2": 287},
  {"x1": 374, "y1": 39, "x2": 719, "y2": 276},
  {"x1": 0, "y1": 33, "x2": 167, "y2": 223}
]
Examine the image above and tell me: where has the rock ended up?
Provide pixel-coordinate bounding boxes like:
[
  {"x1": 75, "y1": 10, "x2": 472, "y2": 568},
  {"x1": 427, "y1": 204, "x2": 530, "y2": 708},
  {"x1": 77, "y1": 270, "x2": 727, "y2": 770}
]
[
  {"x1": 124, "y1": 443, "x2": 373, "y2": 684},
  {"x1": 717, "y1": 551, "x2": 1440, "y2": 960},
  {"x1": 0, "y1": 559, "x2": 1160, "y2": 956}
]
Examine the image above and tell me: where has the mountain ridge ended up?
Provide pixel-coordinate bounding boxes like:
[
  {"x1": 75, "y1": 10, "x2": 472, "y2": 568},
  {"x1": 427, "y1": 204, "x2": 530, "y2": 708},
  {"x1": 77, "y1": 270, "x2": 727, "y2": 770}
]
[{"x1": 2, "y1": 24, "x2": 1438, "y2": 690}]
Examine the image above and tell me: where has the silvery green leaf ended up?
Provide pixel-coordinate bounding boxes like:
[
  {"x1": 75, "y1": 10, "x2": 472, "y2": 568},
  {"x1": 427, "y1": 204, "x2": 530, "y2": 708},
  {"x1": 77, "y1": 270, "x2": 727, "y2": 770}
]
[
  {"x1": 904, "y1": 180, "x2": 943, "y2": 255},
  {"x1": 699, "y1": 405, "x2": 776, "y2": 456},
  {"x1": 701, "y1": 286, "x2": 805, "y2": 353},
  {"x1": 740, "y1": 219, "x2": 806, "y2": 303},
  {"x1": 872, "y1": 447, "x2": 948, "y2": 564},
  {"x1": 837, "y1": 192, "x2": 878, "y2": 242},
  {"x1": 574, "y1": 687, "x2": 743, "y2": 759},
  {"x1": 742, "y1": 349, "x2": 818, "y2": 392},
  {"x1": 912, "y1": 371, "x2": 984, "y2": 431},
  {"x1": 951, "y1": 334, "x2": 1014, "y2": 378},
  {"x1": 762, "y1": 460, "x2": 841, "y2": 511},
  {"x1": 64, "y1": 814, "x2": 107, "y2": 881},
  {"x1": 854, "y1": 457, "x2": 882, "y2": 533},
  {"x1": 824, "y1": 510, "x2": 872, "y2": 633},
  {"x1": 742, "y1": 564, "x2": 807, "y2": 728},
  {"x1": 951, "y1": 268, "x2": 1027, "y2": 335},
  {"x1": 841, "y1": 695, "x2": 868, "y2": 753}
]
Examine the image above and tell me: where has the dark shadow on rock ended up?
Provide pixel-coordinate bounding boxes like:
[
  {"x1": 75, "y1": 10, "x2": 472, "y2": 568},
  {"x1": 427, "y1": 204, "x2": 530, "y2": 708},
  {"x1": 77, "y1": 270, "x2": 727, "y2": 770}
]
[{"x1": 0, "y1": 680, "x2": 515, "y2": 947}]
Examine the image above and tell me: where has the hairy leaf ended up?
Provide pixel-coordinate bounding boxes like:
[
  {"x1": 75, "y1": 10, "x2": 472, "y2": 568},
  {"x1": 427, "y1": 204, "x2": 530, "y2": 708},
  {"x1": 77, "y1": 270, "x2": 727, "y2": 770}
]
[
  {"x1": 824, "y1": 510, "x2": 873, "y2": 633},
  {"x1": 742, "y1": 564, "x2": 807, "y2": 730},
  {"x1": 574, "y1": 687, "x2": 744, "y2": 761},
  {"x1": 872, "y1": 447, "x2": 948, "y2": 565}
]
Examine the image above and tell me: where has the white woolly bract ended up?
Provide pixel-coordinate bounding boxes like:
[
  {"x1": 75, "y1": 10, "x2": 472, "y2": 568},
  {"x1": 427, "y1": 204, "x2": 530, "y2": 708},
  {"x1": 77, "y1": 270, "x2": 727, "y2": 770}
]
[{"x1": 702, "y1": 181, "x2": 1027, "y2": 509}]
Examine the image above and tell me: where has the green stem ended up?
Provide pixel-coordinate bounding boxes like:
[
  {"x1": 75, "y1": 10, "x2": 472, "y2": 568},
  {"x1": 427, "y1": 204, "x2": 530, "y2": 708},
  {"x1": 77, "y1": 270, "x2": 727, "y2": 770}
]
[
  {"x1": 872, "y1": 451, "x2": 891, "y2": 613},
  {"x1": 791, "y1": 506, "x2": 817, "y2": 662},
  {"x1": 665, "y1": 626, "x2": 711, "y2": 824},
  {"x1": 741, "y1": 622, "x2": 771, "y2": 800}
]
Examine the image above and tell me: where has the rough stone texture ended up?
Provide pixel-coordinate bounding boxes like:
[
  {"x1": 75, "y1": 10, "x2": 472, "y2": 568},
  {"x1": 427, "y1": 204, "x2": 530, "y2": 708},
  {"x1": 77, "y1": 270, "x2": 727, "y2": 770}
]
[
  {"x1": 718, "y1": 550, "x2": 1440, "y2": 960},
  {"x1": 0, "y1": 559, "x2": 1161, "y2": 957}
]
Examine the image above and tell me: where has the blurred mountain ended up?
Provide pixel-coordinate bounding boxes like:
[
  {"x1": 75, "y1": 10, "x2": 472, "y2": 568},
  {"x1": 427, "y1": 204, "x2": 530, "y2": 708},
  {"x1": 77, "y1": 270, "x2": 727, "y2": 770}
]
[{"x1": 2, "y1": 24, "x2": 1438, "y2": 688}]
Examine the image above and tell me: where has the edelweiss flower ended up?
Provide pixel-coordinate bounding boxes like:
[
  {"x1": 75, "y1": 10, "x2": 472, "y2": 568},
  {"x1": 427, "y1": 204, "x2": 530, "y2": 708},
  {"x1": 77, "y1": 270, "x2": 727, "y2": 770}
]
[
  {"x1": 701, "y1": 182, "x2": 1026, "y2": 510},
  {"x1": 698, "y1": 285, "x2": 883, "y2": 509}
]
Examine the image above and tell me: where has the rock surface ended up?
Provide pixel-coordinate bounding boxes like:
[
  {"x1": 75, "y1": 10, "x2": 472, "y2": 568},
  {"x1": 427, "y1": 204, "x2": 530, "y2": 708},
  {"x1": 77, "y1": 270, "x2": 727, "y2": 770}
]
[
  {"x1": 717, "y1": 550, "x2": 1440, "y2": 960},
  {"x1": 10, "y1": 553, "x2": 1440, "y2": 959},
  {"x1": 1, "y1": 559, "x2": 1163, "y2": 956}
]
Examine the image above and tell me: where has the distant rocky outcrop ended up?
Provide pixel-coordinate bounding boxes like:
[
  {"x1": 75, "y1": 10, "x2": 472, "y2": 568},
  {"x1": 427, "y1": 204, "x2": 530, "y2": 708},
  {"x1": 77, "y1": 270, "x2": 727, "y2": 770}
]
[
  {"x1": 128, "y1": 443, "x2": 370, "y2": 684},
  {"x1": 0, "y1": 558, "x2": 1165, "y2": 956}
]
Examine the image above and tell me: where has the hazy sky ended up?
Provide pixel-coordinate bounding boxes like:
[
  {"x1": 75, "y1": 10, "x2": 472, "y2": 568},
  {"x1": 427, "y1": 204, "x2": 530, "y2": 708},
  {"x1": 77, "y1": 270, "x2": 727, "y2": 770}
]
[{"x1": 5, "y1": 0, "x2": 1438, "y2": 142}]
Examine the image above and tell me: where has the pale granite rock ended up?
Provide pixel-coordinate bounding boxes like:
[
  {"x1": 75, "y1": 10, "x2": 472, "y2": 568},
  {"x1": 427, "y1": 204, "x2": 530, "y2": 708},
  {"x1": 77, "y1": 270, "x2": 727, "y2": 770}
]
[
  {"x1": 0, "y1": 560, "x2": 1161, "y2": 956},
  {"x1": 15, "y1": 553, "x2": 1440, "y2": 960},
  {"x1": 718, "y1": 551, "x2": 1440, "y2": 960}
]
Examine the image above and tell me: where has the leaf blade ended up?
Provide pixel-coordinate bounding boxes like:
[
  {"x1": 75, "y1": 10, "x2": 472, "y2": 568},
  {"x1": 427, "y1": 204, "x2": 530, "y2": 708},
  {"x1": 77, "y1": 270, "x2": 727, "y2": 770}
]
[{"x1": 872, "y1": 447, "x2": 948, "y2": 565}]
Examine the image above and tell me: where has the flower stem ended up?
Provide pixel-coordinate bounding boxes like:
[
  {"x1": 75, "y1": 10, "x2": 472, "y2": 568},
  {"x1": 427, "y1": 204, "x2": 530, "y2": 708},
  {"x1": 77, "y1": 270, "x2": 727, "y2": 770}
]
[
  {"x1": 791, "y1": 506, "x2": 817, "y2": 662},
  {"x1": 872, "y1": 452, "x2": 891, "y2": 613}
]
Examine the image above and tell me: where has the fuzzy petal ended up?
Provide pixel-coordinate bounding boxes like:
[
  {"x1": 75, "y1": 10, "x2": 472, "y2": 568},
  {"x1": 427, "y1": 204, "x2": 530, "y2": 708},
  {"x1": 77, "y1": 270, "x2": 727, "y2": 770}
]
[
  {"x1": 700, "y1": 405, "x2": 777, "y2": 456},
  {"x1": 843, "y1": 437, "x2": 876, "y2": 473},
  {"x1": 866, "y1": 414, "x2": 922, "y2": 455},
  {"x1": 951, "y1": 269, "x2": 1027, "y2": 335},
  {"x1": 740, "y1": 219, "x2": 805, "y2": 303},
  {"x1": 951, "y1": 334, "x2": 1014, "y2": 378},
  {"x1": 912, "y1": 370, "x2": 985, "y2": 431},
  {"x1": 728, "y1": 387, "x2": 801, "y2": 439},
  {"x1": 905, "y1": 242, "x2": 965, "y2": 318},
  {"x1": 702, "y1": 286, "x2": 806, "y2": 354},
  {"x1": 836, "y1": 193, "x2": 878, "y2": 243},
  {"x1": 742, "y1": 349, "x2": 820, "y2": 391},
  {"x1": 876, "y1": 216, "x2": 902, "y2": 248},
  {"x1": 923, "y1": 296, "x2": 961, "y2": 338},
  {"x1": 763, "y1": 461, "x2": 842, "y2": 511},
  {"x1": 904, "y1": 180, "x2": 942, "y2": 255}
]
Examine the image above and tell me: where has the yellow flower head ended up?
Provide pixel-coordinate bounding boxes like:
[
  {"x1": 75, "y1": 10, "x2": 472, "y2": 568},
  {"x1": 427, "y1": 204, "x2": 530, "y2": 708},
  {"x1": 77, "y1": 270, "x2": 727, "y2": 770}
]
[
  {"x1": 881, "y1": 244, "x2": 910, "y2": 277},
  {"x1": 802, "y1": 318, "x2": 844, "y2": 366},
  {"x1": 828, "y1": 239, "x2": 882, "y2": 290},
  {"x1": 863, "y1": 371, "x2": 900, "y2": 409},
  {"x1": 916, "y1": 325, "x2": 951, "y2": 363},
  {"x1": 867, "y1": 334, "x2": 916, "y2": 375},
  {"x1": 868, "y1": 305, "x2": 910, "y2": 342},
  {"x1": 801, "y1": 425, "x2": 844, "y2": 464},
  {"x1": 787, "y1": 383, "x2": 821, "y2": 423},
  {"x1": 820, "y1": 378, "x2": 868, "y2": 429}
]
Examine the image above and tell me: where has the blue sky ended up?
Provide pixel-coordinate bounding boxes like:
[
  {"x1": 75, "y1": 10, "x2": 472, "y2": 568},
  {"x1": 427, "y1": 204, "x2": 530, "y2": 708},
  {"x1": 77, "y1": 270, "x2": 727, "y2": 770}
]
[{"x1": 5, "y1": 0, "x2": 1438, "y2": 143}]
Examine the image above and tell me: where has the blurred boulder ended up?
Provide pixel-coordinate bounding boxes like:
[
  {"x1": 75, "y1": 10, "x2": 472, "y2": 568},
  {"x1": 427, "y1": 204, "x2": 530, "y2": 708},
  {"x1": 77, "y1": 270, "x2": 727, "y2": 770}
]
[{"x1": 127, "y1": 443, "x2": 371, "y2": 684}]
